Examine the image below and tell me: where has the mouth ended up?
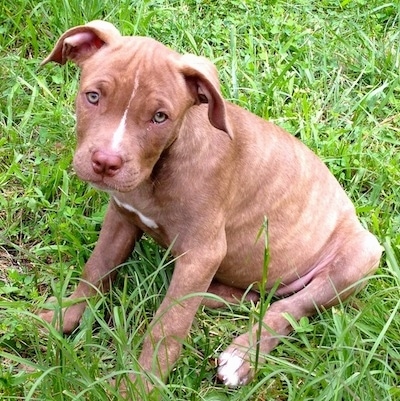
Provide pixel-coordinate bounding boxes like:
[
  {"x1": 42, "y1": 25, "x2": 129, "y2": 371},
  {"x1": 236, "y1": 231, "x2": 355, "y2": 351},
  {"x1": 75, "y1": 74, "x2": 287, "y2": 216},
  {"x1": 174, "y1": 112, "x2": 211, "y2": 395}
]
[
  {"x1": 89, "y1": 181, "x2": 113, "y2": 191},
  {"x1": 73, "y1": 159, "x2": 144, "y2": 193},
  {"x1": 84, "y1": 175, "x2": 140, "y2": 193}
]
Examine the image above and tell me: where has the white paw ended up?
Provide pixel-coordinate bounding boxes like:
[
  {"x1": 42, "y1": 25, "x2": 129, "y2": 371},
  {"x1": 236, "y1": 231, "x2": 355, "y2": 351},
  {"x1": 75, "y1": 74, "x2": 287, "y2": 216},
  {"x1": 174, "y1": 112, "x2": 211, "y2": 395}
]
[{"x1": 217, "y1": 348, "x2": 252, "y2": 387}]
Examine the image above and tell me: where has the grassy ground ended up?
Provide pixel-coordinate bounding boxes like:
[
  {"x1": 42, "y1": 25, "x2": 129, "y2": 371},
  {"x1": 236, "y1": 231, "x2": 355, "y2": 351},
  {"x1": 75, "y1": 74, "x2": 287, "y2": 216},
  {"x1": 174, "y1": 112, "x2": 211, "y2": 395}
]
[{"x1": 1, "y1": 0, "x2": 399, "y2": 399}]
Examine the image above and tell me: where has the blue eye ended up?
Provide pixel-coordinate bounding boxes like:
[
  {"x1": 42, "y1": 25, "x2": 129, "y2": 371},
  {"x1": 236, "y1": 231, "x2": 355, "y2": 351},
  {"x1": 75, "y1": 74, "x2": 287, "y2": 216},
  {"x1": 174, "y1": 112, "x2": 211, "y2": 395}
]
[
  {"x1": 86, "y1": 92, "x2": 100, "y2": 105},
  {"x1": 152, "y1": 112, "x2": 168, "y2": 124}
]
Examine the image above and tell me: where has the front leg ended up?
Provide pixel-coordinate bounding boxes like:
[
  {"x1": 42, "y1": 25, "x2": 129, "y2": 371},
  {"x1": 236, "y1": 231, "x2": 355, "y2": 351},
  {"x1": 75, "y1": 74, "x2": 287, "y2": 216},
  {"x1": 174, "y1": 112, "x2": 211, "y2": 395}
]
[
  {"x1": 123, "y1": 236, "x2": 227, "y2": 394},
  {"x1": 39, "y1": 200, "x2": 141, "y2": 333}
]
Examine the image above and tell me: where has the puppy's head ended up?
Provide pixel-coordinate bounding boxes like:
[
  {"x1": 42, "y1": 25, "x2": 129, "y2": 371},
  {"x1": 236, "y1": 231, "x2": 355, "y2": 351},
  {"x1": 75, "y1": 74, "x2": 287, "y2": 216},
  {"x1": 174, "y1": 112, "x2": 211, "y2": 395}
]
[{"x1": 42, "y1": 20, "x2": 232, "y2": 193}]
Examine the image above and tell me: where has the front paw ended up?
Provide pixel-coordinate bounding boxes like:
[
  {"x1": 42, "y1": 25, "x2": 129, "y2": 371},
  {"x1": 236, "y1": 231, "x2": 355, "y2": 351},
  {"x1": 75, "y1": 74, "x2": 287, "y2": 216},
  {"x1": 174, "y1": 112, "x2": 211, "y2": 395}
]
[
  {"x1": 217, "y1": 347, "x2": 254, "y2": 387},
  {"x1": 37, "y1": 297, "x2": 84, "y2": 334}
]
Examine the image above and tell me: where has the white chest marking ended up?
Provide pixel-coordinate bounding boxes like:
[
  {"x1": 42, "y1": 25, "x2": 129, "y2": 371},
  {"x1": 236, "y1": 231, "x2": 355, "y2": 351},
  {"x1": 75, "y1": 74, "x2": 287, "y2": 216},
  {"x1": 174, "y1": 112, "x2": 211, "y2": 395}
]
[
  {"x1": 111, "y1": 70, "x2": 141, "y2": 151},
  {"x1": 113, "y1": 196, "x2": 158, "y2": 229}
]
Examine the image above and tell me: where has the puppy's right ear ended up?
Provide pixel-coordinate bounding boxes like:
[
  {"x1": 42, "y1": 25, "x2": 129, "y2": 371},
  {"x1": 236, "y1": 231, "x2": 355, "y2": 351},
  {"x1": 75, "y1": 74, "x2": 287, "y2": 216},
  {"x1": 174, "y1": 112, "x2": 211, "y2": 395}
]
[{"x1": 41, "y1": 20, "x2": 121, "y2": 66}]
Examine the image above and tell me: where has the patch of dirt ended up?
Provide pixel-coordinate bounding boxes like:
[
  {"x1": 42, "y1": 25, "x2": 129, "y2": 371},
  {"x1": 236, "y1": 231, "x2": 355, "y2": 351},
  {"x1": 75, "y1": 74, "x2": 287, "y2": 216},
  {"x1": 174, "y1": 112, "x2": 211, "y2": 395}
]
[
  {"x1": 0, "y1": 248, "x2": 17, "y2": 283},
  {"x1": 0, "y1": 246, "x2": 34, "y2": 283}
]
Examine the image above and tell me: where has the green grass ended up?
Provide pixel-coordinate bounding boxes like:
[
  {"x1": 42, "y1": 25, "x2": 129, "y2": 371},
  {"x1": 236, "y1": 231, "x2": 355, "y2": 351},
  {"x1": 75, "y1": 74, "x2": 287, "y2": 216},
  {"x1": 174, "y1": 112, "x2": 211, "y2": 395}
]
[{"x1": 1, "y1": 0, "x2": 399, "y2": 399}]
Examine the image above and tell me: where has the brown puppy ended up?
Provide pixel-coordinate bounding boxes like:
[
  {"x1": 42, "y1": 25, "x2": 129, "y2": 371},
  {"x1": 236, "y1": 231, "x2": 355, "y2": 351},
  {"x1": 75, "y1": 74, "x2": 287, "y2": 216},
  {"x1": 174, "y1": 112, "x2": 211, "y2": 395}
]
[{"x1": 40, "y1": 20, "x2": 382, "y2": 394}]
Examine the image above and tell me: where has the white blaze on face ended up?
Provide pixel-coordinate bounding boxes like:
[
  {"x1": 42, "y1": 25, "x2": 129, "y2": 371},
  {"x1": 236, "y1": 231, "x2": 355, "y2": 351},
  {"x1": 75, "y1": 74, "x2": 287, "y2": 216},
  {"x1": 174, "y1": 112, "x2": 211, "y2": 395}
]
[
  {"x1": 111, "y1": 70, "x2": 141, "y2": 151},
  {"x1": 111, "y1": 108, "x2": 128, "y2": 151}
]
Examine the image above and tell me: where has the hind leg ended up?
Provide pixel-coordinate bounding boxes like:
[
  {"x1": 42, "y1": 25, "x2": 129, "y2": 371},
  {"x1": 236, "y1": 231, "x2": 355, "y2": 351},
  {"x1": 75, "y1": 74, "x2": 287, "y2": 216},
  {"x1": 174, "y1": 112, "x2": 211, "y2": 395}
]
[
  {"x1": 217, "y1": 230, "x2": 382, "y2": 387},
  {"x1": 202, "y1": 280, "x2": 260, "y2": 308}
]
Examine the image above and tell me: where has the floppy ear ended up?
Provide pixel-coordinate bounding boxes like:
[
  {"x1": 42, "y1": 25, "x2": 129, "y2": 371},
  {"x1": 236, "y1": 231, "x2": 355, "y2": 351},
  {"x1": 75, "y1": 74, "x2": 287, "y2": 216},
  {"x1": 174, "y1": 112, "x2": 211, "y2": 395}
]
[
  {"x1": 179, "y1": 54, "x2": 233, "y2": 139},
  {"x1": 41, "y1": 20, "x2": 121, "y2": 66}
]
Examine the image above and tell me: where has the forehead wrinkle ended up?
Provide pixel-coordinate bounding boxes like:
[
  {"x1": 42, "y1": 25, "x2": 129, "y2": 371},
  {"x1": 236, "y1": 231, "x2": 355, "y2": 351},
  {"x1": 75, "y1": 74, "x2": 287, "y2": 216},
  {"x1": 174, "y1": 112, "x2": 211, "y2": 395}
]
[
  {"x1": 129, "y1": 61, "x2": 182, "y2": 113},
  {"x1": 127, "y1": 67, "x2": 141, "y2": 108}
]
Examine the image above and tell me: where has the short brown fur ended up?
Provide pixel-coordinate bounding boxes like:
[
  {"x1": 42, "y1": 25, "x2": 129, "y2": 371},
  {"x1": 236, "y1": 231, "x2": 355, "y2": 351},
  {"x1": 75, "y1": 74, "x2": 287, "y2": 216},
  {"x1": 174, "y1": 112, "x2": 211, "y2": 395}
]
[{"x1": 40, "y1": 20, "x2": 382, "y2": 397}]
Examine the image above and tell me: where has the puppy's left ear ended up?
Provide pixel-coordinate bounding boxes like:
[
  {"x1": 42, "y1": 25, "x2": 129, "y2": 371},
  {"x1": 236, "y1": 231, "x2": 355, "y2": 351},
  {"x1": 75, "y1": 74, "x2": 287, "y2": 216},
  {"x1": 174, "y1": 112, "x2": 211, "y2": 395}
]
[{"x1": 179, "y1": 54, "x2": 233, "y2": 139}]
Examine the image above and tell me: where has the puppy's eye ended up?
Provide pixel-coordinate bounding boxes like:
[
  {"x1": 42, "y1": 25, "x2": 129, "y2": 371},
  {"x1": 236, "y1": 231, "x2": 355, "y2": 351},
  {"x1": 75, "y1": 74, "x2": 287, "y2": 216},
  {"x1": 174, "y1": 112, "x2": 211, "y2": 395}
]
[
  {"x1": 86, "y1": 92, "x2": 100, "y2": 105},
  {"x1": 152, "y1": 112, "x2": 168, "y2": 124}
]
